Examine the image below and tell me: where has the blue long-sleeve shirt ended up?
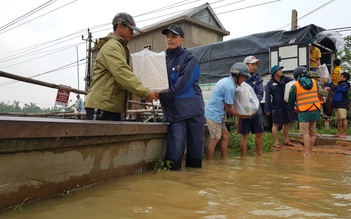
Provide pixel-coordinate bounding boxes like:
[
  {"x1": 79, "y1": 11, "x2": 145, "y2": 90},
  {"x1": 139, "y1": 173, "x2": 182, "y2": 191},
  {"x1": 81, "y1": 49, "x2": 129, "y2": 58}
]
[
  {"x1": 160, "y1": 46, "x2": 204, "y2": 122},
  {"x1": 325, "y1": 80, "x2": 350, "y2": 109}
]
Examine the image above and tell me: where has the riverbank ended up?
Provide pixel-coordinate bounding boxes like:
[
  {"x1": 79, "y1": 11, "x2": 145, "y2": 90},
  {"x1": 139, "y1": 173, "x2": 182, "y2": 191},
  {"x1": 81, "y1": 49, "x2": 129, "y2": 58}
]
[
  {"x1": 0, "y1": 116, "x2": 168, "y2": 210},
  {"x1": 285, "y1": 133, "x2": 351, "y2": 155}
]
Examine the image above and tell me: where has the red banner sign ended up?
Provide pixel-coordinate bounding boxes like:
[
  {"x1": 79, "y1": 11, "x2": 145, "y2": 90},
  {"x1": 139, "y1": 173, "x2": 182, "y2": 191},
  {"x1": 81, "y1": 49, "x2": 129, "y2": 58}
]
[{"x1": 55, "y1": 89, "x2": 70, "y2": 106}]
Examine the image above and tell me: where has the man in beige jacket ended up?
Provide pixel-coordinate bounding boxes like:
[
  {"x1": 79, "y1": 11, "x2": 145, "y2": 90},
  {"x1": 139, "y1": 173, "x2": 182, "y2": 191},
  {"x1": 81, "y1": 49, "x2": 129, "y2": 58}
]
[{"x1": 85, "y1": 12, "x2": 157, "y2": 121}]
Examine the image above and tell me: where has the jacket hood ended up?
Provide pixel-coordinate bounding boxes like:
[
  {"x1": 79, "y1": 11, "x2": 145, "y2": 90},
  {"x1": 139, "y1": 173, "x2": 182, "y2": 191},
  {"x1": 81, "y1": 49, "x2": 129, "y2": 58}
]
[
  {"x1": 95, "y1": 33, "x2": 127, "y2": 50},
  {"x1": 339, "y1": 80, "x2": 351, "y2": 88},
  {"x1": 298, "y1": 76, "x2": 313, "y2": 89}
]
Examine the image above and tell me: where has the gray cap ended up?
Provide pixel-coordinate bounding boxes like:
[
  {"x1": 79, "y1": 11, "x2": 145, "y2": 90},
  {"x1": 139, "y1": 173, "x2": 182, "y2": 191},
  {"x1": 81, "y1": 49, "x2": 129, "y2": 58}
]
[
  {"x1": 230, "y1": 62, "x2": 250, "y2": 78},
  {"x1": 112, "y1": 12, "x2": 143, "y2": 33}
]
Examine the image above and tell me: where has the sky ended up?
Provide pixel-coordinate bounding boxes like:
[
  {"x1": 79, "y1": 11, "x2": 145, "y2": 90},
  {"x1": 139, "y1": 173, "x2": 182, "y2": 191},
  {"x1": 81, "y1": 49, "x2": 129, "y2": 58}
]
[{"x1": 0, "y1": 0, "x2": 350, "y2": 109}]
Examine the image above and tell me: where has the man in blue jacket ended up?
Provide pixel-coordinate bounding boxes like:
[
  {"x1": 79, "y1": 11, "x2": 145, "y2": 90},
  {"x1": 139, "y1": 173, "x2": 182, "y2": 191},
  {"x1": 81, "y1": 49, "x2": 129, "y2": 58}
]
[
  {"x1": 264, "y1": 65, "x2": 296, "y2": 149},
  {"x1": 159, "y1": 25, "x2": 205, "y2": 170}
]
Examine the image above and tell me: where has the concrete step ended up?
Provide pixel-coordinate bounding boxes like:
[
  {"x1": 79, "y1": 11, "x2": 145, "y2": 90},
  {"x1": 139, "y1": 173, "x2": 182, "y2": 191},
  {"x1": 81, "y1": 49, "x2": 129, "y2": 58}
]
[{"x1": 289, "y1": 132, "x2": 351, "y2": 147}]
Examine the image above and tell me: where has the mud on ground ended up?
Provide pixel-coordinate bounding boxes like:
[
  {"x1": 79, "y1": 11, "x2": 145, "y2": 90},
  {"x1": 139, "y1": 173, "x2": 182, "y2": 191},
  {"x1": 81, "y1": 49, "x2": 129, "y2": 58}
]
[{"x1": 283, "y1": 137, "x2": 351, "y2": 155}]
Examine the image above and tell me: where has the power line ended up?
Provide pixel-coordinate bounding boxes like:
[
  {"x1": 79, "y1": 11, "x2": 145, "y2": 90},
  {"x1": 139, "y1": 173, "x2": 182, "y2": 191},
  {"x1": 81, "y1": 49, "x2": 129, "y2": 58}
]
[
  {"x1": 213, "y1": 0, "x2": 244, "y2": 10},
  {"x1": 132, "y1": 0, "x2": 279, "y2": 25},
  {"x1": 134, "y1": 0, "x2": 205, "y2": 24},
  {"x1": 133, "y1": 0, "x2": 237, "y2": 20},
  {"x1": 0, "y1": 0, "x2": 57, "y2": 32},
  {"x1": 0, "y1": 0, "x2": 284, "y2": 77},
  {"x1": 327, "y1": 26, "x2": 351, "y2": 32},
  {"x1": 134, "y1": 0, "x2": 194, "y2": 17},
  {"x1": 0, "y1": 42, "x2": 85, "y2": 69},
  {"x1": 0, "y1": 26, "x2": 89, "y2": 58},
  {"x1": 0, "y1": 0, "x2": 78, "y2": 34},
  {"x1": 30, "y1": 59, "x2": 86, "y2": 79},
  {"x1": 0, "y1": 0, "x2": 203, "y2": 58},
  {"x1": 0, "y1": 0, "x2": 236, "y2": 102},
  {"x1": 278, "y1": 0, "x2": 336, "y2": 30},
  {"x1": 216, "y1": 0, "x2": 281, "y2": 15},
  {"x1": 0, "y1": 36, "x2": 84, "y2": 63},
  {"x1": 0, "y1": 59, "x2": 86, "y2": 87},
  {"x1": 0, "y1": 0, "x2": 279, "y2": 66},
  {"x1": 0, "y1": 0, "x2": 207, "y2": 63},
  {"x1": 2, "y1": 42, "x2": 85, "y2": 62},
  {"x1": 70, "y1": 0, "x2": 235, "y2": 33}
]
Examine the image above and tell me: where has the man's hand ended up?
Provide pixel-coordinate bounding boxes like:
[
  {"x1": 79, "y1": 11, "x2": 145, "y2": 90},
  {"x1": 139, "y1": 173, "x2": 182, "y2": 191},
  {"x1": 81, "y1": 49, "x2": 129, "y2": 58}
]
[
  {"x1": 240, "y1": 114, "x2": 252, "y2": 119},
  {"x1": 145, "y1": 91, "x2": 158, "y2": 102}
]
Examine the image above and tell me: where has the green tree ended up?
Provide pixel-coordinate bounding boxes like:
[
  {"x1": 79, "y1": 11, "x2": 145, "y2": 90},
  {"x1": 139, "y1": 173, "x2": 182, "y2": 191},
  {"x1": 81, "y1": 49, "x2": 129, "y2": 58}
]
[
  {"x1": 22, "y1": 102, "x2": 43, "y2": 113},
  {"x1": 339, "y1": 35, "x2": 351, "y2": 72},
  {"x1": 0, "y1": 100, "x2": 21, "y2": 112},
  {"x1": 0, "y1": 101, "x2": 74, "y2": 114}
]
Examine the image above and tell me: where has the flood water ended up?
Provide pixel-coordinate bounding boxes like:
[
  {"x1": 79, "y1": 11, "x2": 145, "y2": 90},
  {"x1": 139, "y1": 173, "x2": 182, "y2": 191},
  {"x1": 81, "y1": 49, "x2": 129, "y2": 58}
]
[{"x1": 2, "y1": 150, "x2": 351, "y2": 219}]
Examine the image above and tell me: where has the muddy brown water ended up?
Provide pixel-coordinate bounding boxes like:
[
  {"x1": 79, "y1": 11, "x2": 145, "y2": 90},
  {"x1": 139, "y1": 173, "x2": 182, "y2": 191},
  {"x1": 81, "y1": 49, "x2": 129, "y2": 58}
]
[{"x1": 1, "y1": 150, "x2": 351, "y2": 219}]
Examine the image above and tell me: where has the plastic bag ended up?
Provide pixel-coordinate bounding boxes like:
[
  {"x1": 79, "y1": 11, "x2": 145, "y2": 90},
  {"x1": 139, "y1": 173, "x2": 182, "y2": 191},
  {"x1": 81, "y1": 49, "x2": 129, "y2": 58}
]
[
  {"x1": 318, "y1": 64, "x2": 331, "y2": 83},
  {"x1": 131, "y1": 49, "x2": 168, "y2": 92},
  {"x1": 284, "y1": 80, "x2": 295, "y2": 102},
  {"x1": 233, "y1": 82, "x2": 259, "y2": 115}
]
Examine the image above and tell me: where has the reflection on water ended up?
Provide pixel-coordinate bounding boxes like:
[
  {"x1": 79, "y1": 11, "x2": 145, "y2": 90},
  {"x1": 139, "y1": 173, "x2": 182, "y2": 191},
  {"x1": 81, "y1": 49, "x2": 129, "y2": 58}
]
[{"x1": 2, "y1": 151, "x2": 351, "y2": 219}]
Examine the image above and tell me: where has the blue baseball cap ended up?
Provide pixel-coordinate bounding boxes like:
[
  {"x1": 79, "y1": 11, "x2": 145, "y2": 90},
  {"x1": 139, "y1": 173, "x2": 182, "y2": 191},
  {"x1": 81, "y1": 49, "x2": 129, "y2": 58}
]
[{"x1": 161, "y1": 25, "x2": 185, "y2": 38}]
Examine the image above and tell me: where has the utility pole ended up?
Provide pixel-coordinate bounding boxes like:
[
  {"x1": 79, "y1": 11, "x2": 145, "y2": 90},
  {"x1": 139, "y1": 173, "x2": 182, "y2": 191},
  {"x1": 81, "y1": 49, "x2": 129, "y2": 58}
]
[
  {"x1": 291, "y1": 9, "x2": 298, "y2": 30},
  {"x1": 83, "y1": 29, "x2": 93, "y2": 92},
  {"x1": 76, "y1": 46, "x2": 80, "y2": 90}
]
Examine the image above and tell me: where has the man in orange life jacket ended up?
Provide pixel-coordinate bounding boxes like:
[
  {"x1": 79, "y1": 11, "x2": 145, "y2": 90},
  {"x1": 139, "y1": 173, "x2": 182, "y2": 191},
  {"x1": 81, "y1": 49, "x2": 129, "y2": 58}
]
[{"x1": 288, "y1": 67, "x2": 321, "y2": 157}]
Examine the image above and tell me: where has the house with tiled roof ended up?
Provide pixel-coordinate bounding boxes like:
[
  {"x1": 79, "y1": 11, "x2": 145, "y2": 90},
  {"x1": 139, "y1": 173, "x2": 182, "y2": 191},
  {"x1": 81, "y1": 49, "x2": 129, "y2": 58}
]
[{"x1": 128, "y1": 2, "x2": 229, "y2": 53}]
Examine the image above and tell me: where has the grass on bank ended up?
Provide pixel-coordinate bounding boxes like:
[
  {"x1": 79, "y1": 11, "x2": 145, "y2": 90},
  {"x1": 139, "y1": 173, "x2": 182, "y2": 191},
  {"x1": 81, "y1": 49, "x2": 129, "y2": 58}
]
[
  {"x1": 226, "y1": 131, "x2": 274, "y2": 157},
  {"x1": 290, "y1": 116, "x2": 351, "y2": 135},
  {"x1": 215, "y1": 114, "x2": 351, "y2": 159},
  {"x1": 152, "y1": 113, "x2": 351, "y2": 164}
]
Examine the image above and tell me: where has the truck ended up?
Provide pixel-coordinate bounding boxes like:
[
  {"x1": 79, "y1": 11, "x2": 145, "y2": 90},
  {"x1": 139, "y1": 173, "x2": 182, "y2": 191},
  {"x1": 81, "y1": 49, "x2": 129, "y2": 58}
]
[{"x1": 188, "y1": 24, "x2": 339, "y2": 130}]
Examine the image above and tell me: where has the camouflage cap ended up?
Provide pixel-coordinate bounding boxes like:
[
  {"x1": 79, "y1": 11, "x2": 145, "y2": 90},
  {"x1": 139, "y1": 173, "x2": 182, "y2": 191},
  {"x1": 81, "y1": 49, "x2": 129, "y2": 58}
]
[
  {"x1": 310, "y1": 71, "x2": 321, "y2": 78},
  {"x1": 112, "y1": 12, "x2": 143, "y2": 33}
]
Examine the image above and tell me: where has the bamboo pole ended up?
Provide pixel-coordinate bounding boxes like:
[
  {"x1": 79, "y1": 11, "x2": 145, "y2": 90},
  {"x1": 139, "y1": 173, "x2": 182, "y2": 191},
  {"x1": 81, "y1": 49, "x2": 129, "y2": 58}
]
[
  {"x1": 0, "y1": 70, "x2": 87, "y2": 95},
  {"x1": 0, "y1": 70, "x2": 162, "y2": 119}
]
